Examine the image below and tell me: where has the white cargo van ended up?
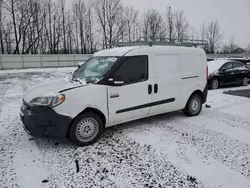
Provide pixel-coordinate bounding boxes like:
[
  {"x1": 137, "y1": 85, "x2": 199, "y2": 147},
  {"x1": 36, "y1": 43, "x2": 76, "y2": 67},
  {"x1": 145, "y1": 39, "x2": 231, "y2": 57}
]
[{"x1": 20, "y1": 45, "x2": 208, "y2": 146}]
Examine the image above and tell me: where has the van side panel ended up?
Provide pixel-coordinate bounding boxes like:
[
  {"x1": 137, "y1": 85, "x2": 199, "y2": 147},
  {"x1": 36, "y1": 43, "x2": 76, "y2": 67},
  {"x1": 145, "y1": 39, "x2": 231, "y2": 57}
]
[
  {"x1": 179, "y1": 54, "x2": 206, "y2": 80},
  {"x1": 149, "y1": 54, "x2": 183, "y2": 116},
  {"x1": 178, "y1": 54, "x2": 207, "y2": 105}
]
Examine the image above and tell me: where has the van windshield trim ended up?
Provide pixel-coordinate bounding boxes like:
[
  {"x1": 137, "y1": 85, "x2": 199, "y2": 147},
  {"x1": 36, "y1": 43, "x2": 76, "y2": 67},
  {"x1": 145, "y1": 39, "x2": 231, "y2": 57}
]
[{"x1": 71, "y1": 56, "x2": 121, "y2": 84}]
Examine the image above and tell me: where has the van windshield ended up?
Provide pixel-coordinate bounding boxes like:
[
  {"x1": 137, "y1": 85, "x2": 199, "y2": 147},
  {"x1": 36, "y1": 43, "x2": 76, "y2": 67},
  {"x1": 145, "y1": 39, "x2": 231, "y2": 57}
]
[{"x1": 71, "y1": 56, "x2": 119, "y2": 84}]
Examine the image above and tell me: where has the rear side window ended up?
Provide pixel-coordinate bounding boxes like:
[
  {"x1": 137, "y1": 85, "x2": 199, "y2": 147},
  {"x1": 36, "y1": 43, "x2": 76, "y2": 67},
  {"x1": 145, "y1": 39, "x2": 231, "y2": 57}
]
[
  {"x1": 222, "y1": 63, "x2": 233, "y2": 70},
  {"x1": 233, "y1": 62, "x2": 244, "y2": 68},
  {"x1": 115, "y1": 56, "x2": 148, "y2": 84}
]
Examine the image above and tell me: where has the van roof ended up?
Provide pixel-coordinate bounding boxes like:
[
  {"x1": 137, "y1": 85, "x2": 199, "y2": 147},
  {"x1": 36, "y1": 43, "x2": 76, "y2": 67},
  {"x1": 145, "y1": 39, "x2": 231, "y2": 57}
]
[{"x1": 94, "y1": 45, "x2": 205, "y2": 57}]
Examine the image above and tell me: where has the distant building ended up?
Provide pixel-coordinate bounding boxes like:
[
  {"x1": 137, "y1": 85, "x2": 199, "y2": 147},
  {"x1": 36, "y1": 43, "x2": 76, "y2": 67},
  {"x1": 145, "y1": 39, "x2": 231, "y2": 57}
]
[{"x1": 234, "y1": 48, "x2": 245, "y2": 53}]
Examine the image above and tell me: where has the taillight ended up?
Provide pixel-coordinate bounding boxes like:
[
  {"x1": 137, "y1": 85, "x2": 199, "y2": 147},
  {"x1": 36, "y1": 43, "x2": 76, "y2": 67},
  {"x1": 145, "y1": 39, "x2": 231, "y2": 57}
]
[{"x1": 206, "y1": 65, "x2": 208, "y2": 81}]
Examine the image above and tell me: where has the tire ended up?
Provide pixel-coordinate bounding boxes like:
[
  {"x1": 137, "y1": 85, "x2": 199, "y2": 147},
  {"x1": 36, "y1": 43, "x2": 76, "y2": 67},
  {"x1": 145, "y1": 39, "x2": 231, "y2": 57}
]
[
  {"x1": 211, "y1": 78, "x2": 219, "y2": 90},
  {"x1": 183, "y1": 94, "x2": 203, "y2": 117},
  {"x1": 242, "y1": 77, "x2": 248, "y2": 86},
  {"x1": 68, "y1": 112, "x2": 104, "y2": 146}
]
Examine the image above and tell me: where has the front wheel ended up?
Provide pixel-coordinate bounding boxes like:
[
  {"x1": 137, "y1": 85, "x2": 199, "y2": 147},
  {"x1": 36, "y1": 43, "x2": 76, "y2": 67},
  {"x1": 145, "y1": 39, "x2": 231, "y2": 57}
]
[
  {"x1": 183, "y1": 94, "x2": 203, "y2": 117},
  {"x1": 242, "y1": 77, "x2": 248, "y2": 86},
  {"x1": 68, "y1": 112, "x2": 104, "y2": 146}
]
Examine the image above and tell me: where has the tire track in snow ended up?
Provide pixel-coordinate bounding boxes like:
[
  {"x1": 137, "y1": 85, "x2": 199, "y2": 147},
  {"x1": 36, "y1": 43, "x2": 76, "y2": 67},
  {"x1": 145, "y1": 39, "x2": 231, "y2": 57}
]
[
  {"x1": 33, "y1": 130, "x2": 204, "y2": 188},
  {"x1": 119, "y1": 112, "x2": 250, "y2": 181},
  {"x1": 168, "y1": 115, "x2": 250, "y2": 179},
  {"x1": 186, "y1": 115, "x2": 250, "y2": 144},
  {"x1": 123, "y1": 125, "x2": 250, "y2": 188},
  {"x1": 203, "y1": 109, "x2": 250, "y2": 131}
]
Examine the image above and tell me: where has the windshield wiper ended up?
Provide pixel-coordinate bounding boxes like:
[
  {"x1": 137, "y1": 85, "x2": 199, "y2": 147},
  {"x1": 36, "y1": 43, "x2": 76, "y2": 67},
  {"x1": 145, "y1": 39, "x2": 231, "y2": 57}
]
[{"x1": 71, "y1": 78, "x2": 83, "y2": 85}]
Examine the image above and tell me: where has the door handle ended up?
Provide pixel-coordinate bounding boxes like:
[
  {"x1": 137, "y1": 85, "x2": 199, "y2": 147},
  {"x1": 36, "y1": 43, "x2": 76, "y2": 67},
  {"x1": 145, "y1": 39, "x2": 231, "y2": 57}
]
[
  {"x1": 148, "y1": 84, "x2": 152, "y2": 94},
  {"x1": 154, "y1": 84, "x2": 158, "y2": 93}
]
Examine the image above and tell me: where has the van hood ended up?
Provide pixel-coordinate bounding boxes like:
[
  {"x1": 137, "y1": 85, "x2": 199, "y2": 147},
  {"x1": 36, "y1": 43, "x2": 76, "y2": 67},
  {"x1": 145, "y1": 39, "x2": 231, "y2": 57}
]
[{"x1": 23, "y1": 79, "x2": 86, "y2": 103}]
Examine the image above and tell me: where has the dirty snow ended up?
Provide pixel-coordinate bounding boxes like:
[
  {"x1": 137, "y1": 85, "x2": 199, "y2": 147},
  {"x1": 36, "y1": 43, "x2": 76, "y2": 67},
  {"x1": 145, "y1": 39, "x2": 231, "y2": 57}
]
[{"x1": 0, "y1": 68, "x2": 250, "y2": 188}]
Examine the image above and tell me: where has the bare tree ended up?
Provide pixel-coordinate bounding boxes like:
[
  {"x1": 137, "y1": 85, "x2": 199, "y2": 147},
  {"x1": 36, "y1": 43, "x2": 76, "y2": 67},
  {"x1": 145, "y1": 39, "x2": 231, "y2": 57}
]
[
  {"x1": 174, "y1": 10, "x2": 189, "y2": 42},
  {"x1": 94, "y1": 0, "x2": 107, "y2": 48},
  {"x1": 73, "y1": 2, "x2": 79, "y2": 53},
  {"x1": 124, "y1": 6, "x2": 139, "y2": 42},
  {"x1": 143, "y1": 8, "x2": 164, "y2": 41},
  {"x1": 228, "y1": 36, "x2": 237, "y2": 53},
  {"x1": 84, "y1": 1, "x2": 95, "y2": 53},
  {"x1": 206, "y1": 20, "x2": 222, "y2": 53},
  {"x1": 58, "y1": 0, "x2": 67, "y2": 53},
  {"x1": 4, "y1": 0, "x2": 22, "y2": 54},
  {"x1": 45, "y1": 0, "x2": 55, "y2": 54},
  {"x1": 190, "y1": 27, "x2": 198, "y2": 41},
  {"x1": 52, "y1": 10, "x2": 62, "y2": 53},
  {"x1": 200, "y1": 22, "x2": 206, "y2": 43},
  {"x1": 0, "y1": 0, "x2": 227, "y2": 54},
  {"x1": 221, "y1": 37, "x2": 237, "y2": 54},
  {"x1": 73, "y1": 0, "x2": 95, "y2": 53},
  {"x1": 2, "y1": 21, "x2": 13, "y2": 53},
  {"x1": 166, "y1": 6, "x2": 175, "y2": 42},
  {"x1": 94, "y1": 0, "x2": 123, "y2": 48}
]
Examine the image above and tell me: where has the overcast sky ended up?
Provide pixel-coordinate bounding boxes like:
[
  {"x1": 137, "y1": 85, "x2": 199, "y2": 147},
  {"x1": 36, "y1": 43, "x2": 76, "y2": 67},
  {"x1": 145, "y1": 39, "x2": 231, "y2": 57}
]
[{"x1": 121, "y1": 0, "x2": 250, "y2": 48}]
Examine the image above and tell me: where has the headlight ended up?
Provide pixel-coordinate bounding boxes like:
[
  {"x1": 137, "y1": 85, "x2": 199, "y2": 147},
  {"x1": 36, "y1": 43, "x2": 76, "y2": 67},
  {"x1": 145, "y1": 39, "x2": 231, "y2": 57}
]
[{"x1": 30, "y1": 94, "x2": 65, "y2": 108}]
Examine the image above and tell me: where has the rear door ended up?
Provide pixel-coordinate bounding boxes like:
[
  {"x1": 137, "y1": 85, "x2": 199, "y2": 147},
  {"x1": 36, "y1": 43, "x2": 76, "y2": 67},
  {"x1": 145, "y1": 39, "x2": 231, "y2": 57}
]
[{"x1": 149, "y1": 54, "x2": 181, "y2": 116}]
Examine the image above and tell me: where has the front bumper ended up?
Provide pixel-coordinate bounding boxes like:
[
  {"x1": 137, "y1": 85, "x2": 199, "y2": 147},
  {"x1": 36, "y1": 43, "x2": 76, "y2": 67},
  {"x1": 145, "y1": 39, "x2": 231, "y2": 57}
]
[{"x1": 20, "y1": 100, "x2": 72, "y2": 137}]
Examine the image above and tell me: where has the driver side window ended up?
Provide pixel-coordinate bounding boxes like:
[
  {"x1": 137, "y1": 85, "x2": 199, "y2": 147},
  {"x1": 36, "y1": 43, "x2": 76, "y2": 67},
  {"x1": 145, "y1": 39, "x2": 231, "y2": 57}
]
[{"x1": 115, "y1": 56, "x2": 148, "y2": 85}]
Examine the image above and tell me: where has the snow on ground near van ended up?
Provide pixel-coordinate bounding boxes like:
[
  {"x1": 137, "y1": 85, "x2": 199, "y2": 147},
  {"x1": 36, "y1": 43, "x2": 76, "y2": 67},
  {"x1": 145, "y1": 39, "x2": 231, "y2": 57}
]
[{"x1": 1, "y1": 68, "x2": 250, "y2": 188}]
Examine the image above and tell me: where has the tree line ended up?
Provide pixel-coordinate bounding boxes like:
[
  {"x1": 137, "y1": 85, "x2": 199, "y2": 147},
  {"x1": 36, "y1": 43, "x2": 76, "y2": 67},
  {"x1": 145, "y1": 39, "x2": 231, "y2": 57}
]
[{"x1": 0, "y1": 0, "x2": 225, "y2": 54}]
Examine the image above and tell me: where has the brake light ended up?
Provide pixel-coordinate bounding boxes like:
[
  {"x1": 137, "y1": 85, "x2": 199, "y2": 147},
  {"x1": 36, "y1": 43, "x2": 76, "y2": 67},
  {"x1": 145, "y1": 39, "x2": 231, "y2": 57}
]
[{"x1": 206, "y1": 65, "x2": 208, "y2": 81}]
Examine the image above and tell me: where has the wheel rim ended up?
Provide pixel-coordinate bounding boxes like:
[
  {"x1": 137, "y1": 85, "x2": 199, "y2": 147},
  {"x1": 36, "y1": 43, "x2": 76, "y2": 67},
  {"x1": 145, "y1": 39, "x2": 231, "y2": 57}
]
[
  {"x1": 75, "y1": 117, "x2": 99, "y2": 143},
  {"x1": 190, "y1": 97, "x2": 201, "y2": 114},
  {"x1": 243, "y1": 77, "x2": 248, "y2": 86},
  {"x1": 212, "y1": 79, "x2": 219, "y2": 89}
]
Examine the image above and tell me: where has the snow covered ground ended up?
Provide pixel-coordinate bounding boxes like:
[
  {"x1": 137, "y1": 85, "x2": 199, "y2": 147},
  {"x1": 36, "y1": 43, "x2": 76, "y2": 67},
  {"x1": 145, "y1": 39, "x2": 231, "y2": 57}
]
[{"x1": 1, "y1": 67, "x2": 250, "y2": 188}]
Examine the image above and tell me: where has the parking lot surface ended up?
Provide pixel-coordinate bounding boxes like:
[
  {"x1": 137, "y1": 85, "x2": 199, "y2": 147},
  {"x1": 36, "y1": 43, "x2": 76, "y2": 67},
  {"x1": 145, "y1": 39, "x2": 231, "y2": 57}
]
[{"x1": 1, "y1": 68, "x2": 250, "y2": 188}]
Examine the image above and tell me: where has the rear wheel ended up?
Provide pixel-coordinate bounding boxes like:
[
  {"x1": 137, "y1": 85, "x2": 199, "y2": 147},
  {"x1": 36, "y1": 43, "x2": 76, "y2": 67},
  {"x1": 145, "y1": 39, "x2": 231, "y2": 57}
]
[
  {"x1": 183, "y1": 94, "x2": 203, "y2": 117},
  {"x1": 242, "y1": 77, "x2": 248, "y2": 86},
  {"x1": 211, "y1": 78, "x2": 219, "y2": 90},
  {"x1": 68, "y1": 112, "x2": 104, "y2": 146}
]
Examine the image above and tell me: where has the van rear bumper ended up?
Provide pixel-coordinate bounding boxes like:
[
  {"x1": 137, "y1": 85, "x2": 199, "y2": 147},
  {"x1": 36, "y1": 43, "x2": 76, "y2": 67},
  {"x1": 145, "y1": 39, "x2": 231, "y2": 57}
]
[{"x1": 202, "y1": 83, "x2": 208, "y2": 103}]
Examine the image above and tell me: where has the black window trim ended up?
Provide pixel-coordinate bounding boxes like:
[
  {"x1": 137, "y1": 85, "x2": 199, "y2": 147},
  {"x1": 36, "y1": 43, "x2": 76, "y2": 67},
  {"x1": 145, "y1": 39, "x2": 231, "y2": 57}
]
[
  {"x1": 98, "y1": 55, "x2": 149, "y2": 86},
  {"x1": 116, "y1": 55, "x2": 149, "y2": 86}
]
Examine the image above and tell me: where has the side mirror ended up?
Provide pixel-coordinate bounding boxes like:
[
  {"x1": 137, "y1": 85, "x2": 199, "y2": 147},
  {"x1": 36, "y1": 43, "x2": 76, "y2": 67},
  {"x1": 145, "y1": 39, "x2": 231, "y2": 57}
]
[
  {"x1": 108, "y1": 74, "x2": 124, "y2": 86},
  {"x1": 221, "y1": 68, "x2": 226, "y2": 72},
  {"x1": 78, "y1": 65, "x2": 81, "y2": 68}
]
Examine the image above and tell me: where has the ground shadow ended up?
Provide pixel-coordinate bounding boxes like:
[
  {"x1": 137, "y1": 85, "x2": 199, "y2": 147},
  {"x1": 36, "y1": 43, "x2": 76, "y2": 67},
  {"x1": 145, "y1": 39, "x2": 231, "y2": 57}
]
[{"x1": 223, "y1": 89, "x2": 250, "y2": 99}]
